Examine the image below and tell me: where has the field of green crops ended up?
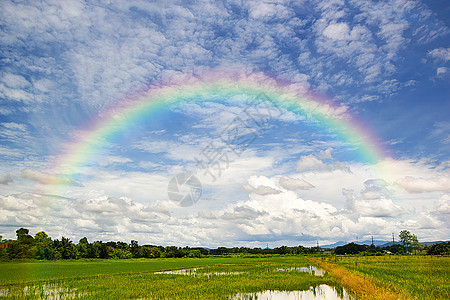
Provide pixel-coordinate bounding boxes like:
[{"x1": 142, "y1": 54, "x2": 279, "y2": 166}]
[
  {"x1": 0, "y1": 256, "x2": 342, "y2": 299},
  {"x1": 322, "y1": 255, "x2": 450, "y2": 300},
  {"x1": 0, "y1": 255, "x2": 448, "y2": 299}
]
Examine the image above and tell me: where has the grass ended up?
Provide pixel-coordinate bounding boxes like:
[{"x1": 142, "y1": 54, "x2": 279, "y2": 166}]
[
  {"x1": 0, "y1": 257, "x2": 242, "y2": 285},
  {"x1": 0, "y1": 256, "x2": 341, "y2": 299},
  {"x1": 311, "y1": 255, "x2": 450, "y2": 300}
]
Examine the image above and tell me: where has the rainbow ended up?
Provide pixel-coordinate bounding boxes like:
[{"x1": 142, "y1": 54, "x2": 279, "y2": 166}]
[{"x1": 46, "y1": 70, "x2": 390, "y2": 191}]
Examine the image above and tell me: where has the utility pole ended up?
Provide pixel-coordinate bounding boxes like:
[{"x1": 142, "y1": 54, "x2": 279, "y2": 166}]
[
  {"x1": 371, "y1": 236, "x2": 374, "y2": 245},
  {"x1": 392, "y1": 233, "x2": 395, "y2": 244},
  {"x1": 356, "y1": 235, "x2": 358, "y2": 244}
]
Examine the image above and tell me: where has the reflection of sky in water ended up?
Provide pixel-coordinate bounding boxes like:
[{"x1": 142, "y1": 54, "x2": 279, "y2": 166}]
[
  {"x1": 275, "y1": 266, "x2": 326, "y2": 276},
  {"x1": 154, "y1": 267, "x2": 245, "y2": 277},
  {"x1": 154, "y1": 265, "x2": 326, "y2": 277},
  {"x1": 0, "y1": 284, "x2": 86, "y2": 299},
  {"x1": 232, "y1": 284, "x2": 355, "y2": 300}
]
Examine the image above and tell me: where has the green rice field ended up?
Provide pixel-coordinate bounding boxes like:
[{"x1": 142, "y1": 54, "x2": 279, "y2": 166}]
[
  {"x1": 0, "y1": 255, "x2": 448, "y2": 299},
  {"x1": 0, "y1": 256, "x2": 341, "y2": 299}
]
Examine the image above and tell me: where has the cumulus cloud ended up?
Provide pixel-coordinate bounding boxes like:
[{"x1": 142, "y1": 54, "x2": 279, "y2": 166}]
[
  {"x1": 395, "y1": 176, "x2": 450, "y2": 193},
  {"x1": 342, "y1": 188, "x2": 404, "y2": 217}
]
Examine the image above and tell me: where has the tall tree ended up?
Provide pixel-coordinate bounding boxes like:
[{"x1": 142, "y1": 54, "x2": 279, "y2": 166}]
[
  {"x1": 399, "y1": 230, "x2": 420, "y2": 253},
  {"x1": 35, "y1": 231, "x2": 54, "y2": 260},
  {"x1": 8, "y1": 228, "x2": 35, "y2": 259}
]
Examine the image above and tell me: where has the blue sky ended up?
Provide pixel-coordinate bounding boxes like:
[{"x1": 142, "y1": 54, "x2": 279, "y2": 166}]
[{"x1": 0, "y1": 0, "x2": 449, "y2": 247}]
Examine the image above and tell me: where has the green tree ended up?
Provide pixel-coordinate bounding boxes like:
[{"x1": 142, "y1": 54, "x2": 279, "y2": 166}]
[
  {"x1": 411, "y1": 236, "x2": 423, "y2": 253},
  {"x1": 54, "y1": 237, "x2": 76, "y2": 259},
  {"x1": 427, "y1": 242, "x2": 450, "y2": 255},
  {"x1": 335, "y1": 242, "x2": 367, "y2": 255},
  {"x1": 399, "y1": 230, "x2": 420, "y2": 253},
  {"x1": 77, "y1": 237, "x2": 91, "y2": 258},
  {"x1": 111, "y1": 248, "x2": 133, "y2": 259},
  {"x1": 188, "y1": 249, "x2": 202, "y2": 258},
  {"x1": 148, "y1": 247, "x2": 162, "y2": 258},
  {"x1": 92, "y1": 241, "x2": 109, "y2": 258},
  {"x1": 8, "y1": 228, "x2": 35, "y2": 259},
  {"x1": 130, "y1": 240, "x2": 140, "y2": 258},
  {"x1": 385, "y1": 243, "x2": 405, "y2": 254},
  {"x1": 34, "y1": 231, "x2": 54, "y2": 260}
]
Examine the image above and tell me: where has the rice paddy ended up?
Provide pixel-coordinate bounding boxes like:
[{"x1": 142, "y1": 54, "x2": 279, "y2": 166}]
[{"x1": 0, "y1": 255, "x2": 448, "y2": 299}]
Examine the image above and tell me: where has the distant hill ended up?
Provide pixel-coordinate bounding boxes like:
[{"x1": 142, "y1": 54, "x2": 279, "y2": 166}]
[
  {"x1": 320, "y1": 240, "x2": 390, "y2": 248},
  {"x1": 320, "y1": 240, "x2": 447, "y2": 249},
  {"x1": 420, "y1": 241, "x2": 446, "y2": 246}
]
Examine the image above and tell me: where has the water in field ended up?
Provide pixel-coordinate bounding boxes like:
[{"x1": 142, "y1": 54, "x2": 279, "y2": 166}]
[
  {"x1": 231, "y1": 284, "x2": 355, "y2": 300},
  {"x1": 274, "y1": 266, "x2": 325, "y2": 276},
  {"x1": 154, "y1": 267, "x2": 245, "y2": 277},
  {"x1": 0, "y1": 284, "x2": 86, "y2": 299}
]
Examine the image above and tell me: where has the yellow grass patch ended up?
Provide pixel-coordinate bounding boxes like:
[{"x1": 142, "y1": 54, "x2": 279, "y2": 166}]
[{"x1": 306, "y1": 257, "x2": 411, "y2": 300}]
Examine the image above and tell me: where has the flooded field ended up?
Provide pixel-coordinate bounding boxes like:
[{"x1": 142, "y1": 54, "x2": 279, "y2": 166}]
[
  {"x1": 154, "y1": 267, "x2": 246, "y2": 277},
  {"x1": 2, "y1": 255, "x2": 444, "y2": 299},
  {"x1": 0, "y1": 257, "x2": 341, "y2": 299},
  {"x1": 232, "y1": 284, "x2": 354, "y2": 300},
  {"x1": 275, "y1": 266, "x2": 326, "y2": 276},
  {"x1": 0, "y1": 284, "x2": 86, "y2": 299},
  {"x1": 153, "y1": 265, "x2": 325, "y2": 278}
]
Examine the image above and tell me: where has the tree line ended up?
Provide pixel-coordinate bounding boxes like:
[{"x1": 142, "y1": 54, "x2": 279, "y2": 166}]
[
  {"x1": 333, "y1": 230, "x2": 449, "y2": 255},
  {"x1": 0, "y1": 228, "x2": 324, "y2": 260},
  {"x1": 0, "y1": 228, "x2": 448, "y2": 260}
]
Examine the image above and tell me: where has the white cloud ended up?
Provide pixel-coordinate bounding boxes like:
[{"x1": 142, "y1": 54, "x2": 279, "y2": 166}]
[
  {"x1": 0, "y1": 173, "x2": 15, "y2": 185},
  {"x1": 1, "y1": 73, "x2": 30, "y2": 89},
  {"x1": 279, "y1": 177, "x2": 315, "y2": 191},
  {"x1": 297, "y1": 155, "x2": 327, "y2": 172},
  {"x1": 296, "y1": 154, "x2": 350, "y2": 173},
  {"x1": 428, "y1": 48, "x2": 450, "y2": 62},
  {"x1": 360, "y1": 179, "x2": 391, "y2": 200},
  {"x1": 395, "y1": 176, "x2": 450, "y2": 193},
  {"x1": 242, "y1": 184, "x2": 281, "y2": 195},
  {"x1": 436, "y1": 67, "x2": 448, "y2": 77},
  {"x1": 435, "y1": 194, "x2": 450, "y2": 215},
  {"x1": 0, "y1": 83, "x2": 33, "y2": 102},
  {"x1": 323, "y1": 22, "x2": 351, "y2": 41},
  {"x1": 1, "y1": 122, "x2": 27, "y2": 131},
  {"x1": 97, "y1": 156, "x2": 132, "y2": 167},
  {"x1": 247, "y1": 2, "x2": 293, "y2": 20},
  {"x1": 221, "y1": 205, "x2": 266, "y2": 220}
]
